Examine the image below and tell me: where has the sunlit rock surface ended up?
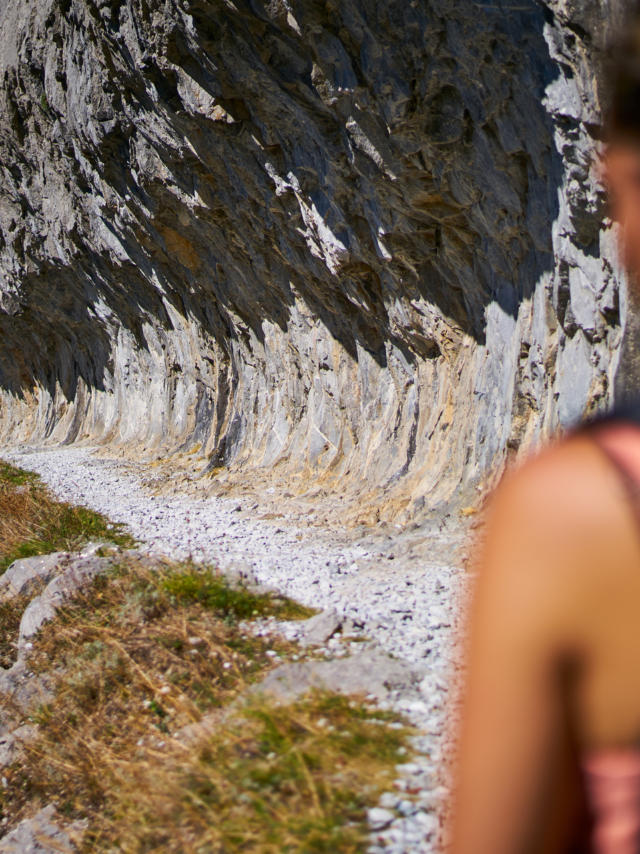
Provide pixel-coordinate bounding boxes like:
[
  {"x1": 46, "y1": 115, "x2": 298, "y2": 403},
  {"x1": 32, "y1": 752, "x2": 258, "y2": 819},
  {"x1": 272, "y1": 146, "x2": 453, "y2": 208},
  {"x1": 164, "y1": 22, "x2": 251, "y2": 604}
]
[{"x1": 0, "y1": 0, "x2": 630, "y2": 520}]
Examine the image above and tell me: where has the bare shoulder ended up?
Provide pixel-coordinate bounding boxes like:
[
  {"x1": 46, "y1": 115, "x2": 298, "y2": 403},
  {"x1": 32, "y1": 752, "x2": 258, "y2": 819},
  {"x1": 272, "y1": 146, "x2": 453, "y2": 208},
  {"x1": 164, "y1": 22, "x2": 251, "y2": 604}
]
[
  {"x1": 479, "y1": 433, "x2": 637, "y2": 595},
  {"x1": 467, "y1": 434, "x2": 640, "y2": 652},
  {"x1": 488, "y1": 434, "x2": 627, "y2": 543}
]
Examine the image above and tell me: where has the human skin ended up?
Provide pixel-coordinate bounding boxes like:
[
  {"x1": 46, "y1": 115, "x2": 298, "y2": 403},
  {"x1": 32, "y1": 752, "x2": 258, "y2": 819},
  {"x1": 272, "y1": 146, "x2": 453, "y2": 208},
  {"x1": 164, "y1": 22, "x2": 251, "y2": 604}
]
[
  {"x1": 606, "y1": 144, "x2": 640, "y2": 274},
  {"x1": 451, "y1": 142, "x2": 640, "y2": 854}
]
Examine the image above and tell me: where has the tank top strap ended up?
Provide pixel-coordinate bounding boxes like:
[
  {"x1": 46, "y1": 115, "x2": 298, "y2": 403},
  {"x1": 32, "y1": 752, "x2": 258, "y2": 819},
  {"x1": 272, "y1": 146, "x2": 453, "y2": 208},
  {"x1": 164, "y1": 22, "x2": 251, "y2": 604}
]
[
  {"x1": 582, "y1": 402, "x2": 640, "y2": 509},
  {"x1": 590, "y1": 422, "x2": 640, "y2": 499}
]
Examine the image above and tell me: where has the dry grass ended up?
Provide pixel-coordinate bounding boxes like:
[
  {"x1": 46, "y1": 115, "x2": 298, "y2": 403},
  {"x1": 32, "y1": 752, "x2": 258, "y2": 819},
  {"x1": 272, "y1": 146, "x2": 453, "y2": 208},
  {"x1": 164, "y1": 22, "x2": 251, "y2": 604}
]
[
  {"x1": 0, "y1": 559, "x2": 411, "y2": 852},
  {"x1": 0, "y1": 595, "x2": 29, "y2": 669},
  {"x1": 0, "y1": 459, "x2": 133, "y2": 574},
  {"x1": 77, "y1": 692, "x2": 410, "y2": 853},
  {"x1": 0, "y1": 559, "x2": 303, "y2": 819}
]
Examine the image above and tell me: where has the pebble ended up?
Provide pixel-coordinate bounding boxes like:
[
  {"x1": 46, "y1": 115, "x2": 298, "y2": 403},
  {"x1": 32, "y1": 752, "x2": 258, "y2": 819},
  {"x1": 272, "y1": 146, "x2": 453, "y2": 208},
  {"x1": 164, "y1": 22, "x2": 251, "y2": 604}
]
[{"x1": 368, "y1": 808, "x2": 396, "y2": 830}]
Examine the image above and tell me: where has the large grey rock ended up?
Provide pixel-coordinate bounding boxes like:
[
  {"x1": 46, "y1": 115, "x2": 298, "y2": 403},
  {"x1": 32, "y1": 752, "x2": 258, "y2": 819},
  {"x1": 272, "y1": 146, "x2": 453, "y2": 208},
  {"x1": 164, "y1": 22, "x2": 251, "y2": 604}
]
[
  {"x1": 0, "y1": 0, "x2": 631, "y2": 519},
  {"x1": 256, "y1": 646, "x2": 424, "y2": 703},
  {"x1": 0, "y1": 805, "x2": 85, "y2": 853},
  {"x1": 19, "y1": 555, "x2": 113, "y2": 647},
  {"x1": 0, "y1": 553, "x2": 69, "y2": 601}
]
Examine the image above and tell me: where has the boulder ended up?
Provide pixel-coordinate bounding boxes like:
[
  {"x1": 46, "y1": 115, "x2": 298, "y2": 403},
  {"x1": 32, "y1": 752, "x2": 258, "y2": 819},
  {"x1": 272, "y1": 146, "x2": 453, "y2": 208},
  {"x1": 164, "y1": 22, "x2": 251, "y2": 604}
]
[
  {"x1": 0, "y1": 553, "x2": 69, "y2": 601},
  {"x1": 256, "y1": 646, "x2": 425, "y2": 704},
  {"x1": 297, "y1": 607, "x2": 343, "y2": 646}
]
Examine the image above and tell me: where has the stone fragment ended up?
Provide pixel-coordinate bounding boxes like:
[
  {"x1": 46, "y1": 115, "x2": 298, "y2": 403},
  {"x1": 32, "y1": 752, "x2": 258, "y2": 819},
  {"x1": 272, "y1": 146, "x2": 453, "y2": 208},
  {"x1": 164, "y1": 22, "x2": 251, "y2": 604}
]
[
  {"x1": 0, "y1": 805, "x2": 85, "y2": 853},
  {"x1": 76, "y1": 541, "x2": 112, "y2": 557},
  {"x1": 0, "y1": 553, "x2": 69, "y2": 601},
  {"x1": 0, "y1": 659, "x2": 54, "y2": 712},
  {"x1": 379, "y1": 791, "x2": 400, "y2": 809},
  {"x1": 367, "y1": 807, "x2": 396, "y2": 830},
  {"x1": 0, "y1": 724, "x2": 37, "y2": 768},
  {"x1": 297, "y1": 607, "x2": 342, "y2": 646},
  {"x1": 414, "y1": 810, "x2": 439, "y2": 835}
]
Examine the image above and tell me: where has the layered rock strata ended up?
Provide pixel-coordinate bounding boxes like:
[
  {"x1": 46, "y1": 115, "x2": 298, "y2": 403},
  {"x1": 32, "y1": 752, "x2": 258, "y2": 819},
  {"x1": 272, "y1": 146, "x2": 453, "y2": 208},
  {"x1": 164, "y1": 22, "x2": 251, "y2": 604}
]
[{"x1": 0, "y1": 0, "x2": 630, "y2": 518}]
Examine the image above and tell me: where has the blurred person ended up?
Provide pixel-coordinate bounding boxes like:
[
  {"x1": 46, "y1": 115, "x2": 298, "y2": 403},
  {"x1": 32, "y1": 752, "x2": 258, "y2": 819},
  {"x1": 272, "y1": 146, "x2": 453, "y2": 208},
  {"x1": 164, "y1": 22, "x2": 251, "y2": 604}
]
[{"x1": 452, "y1": 14, "x2": 640, "y2": 854}]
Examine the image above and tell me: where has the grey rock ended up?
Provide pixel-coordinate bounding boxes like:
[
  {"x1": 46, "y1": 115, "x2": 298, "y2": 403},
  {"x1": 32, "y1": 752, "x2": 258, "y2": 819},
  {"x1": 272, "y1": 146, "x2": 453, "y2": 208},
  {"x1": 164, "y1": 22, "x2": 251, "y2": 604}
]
[
  {"x1": 255, "y1": 647, "x2": 424, "y2": 704},
  {"x1": 397, "y1": 799, "x2": 419, "y2": 817},
  {"x1": 0, "y1": 805, "x2": 85, "y2": 853},
  {"x1": 0, "y1": 553, "x2": 69, "y2": 601},
  {"x1": 76, "y1": 541, "x2": 112, "y2": 557},
  {"x1": 556, "y1": 329, "x2": 595, "y2": 428},
  {"x1": 298, "y1": 607, "x2": 343, "y2": 646},
  {"x1": 368, "y1": 808, "x2": 396, "y2": 831},
  {"x1": 0, "y1": 658, "x2": 54, "y2": 713},
  {"x1": 379, "y1": 792, "x2": 401, "y2": 810},
  {"x1": 0, "y1": 724, "x2": 37, "y2": 769},
  {"x1": 19, "y1": 555, "x2": 113, "y2": 647}
]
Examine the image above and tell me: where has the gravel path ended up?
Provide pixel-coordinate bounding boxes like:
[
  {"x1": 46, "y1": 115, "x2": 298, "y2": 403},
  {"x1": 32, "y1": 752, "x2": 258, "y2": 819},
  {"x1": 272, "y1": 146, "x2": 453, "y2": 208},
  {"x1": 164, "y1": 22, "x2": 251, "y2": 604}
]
[{"x1": 2, "y1": 444, "x2": 468, "y2": 853}]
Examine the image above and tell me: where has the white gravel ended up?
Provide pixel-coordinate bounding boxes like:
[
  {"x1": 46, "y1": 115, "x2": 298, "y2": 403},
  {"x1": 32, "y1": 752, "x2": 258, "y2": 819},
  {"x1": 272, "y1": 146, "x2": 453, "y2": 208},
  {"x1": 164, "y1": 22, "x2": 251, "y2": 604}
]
[{"x1": 2, "y1": 444, "x2": 468, "y2": 853}]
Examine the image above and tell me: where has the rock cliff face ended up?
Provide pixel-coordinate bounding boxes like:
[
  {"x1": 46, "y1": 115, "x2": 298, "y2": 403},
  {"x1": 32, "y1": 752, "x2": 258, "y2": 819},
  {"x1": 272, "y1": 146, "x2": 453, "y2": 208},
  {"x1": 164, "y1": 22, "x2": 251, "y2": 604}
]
[{"x1": 0, "y1": 0, "x2": 631, "y2": 520}]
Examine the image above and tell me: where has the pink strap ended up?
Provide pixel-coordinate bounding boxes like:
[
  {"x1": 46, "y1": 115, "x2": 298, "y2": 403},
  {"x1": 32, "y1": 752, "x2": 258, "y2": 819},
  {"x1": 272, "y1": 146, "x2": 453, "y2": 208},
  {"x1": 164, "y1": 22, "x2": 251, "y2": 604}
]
[
  {"x1": 583, "y1": 750, "x2": 640, "y2": 854},
  {"x1": 592, "y1": 422, "x2": 640, "y2": 501}
]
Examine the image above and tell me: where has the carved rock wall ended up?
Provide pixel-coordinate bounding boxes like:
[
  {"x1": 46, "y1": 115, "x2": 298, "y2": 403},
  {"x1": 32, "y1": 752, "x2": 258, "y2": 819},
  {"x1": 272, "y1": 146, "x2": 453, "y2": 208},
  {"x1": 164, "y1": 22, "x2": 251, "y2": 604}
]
[{"x1": 0, "y1": 0, "x2": 629, "y2": 520}]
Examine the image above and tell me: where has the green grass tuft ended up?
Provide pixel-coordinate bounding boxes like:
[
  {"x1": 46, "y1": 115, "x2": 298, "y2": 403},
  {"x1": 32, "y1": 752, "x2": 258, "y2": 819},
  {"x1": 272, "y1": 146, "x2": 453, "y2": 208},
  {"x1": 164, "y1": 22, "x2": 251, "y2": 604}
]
[
  {"x1": 0, "y1": 459, "x2": 134, "y2": 574},
  {"x1": 0, "y1": 461, "x2": 38, "y2": 487},
  {"x1": 161, "y1": 564, "x2": 315, "y2": 622}
]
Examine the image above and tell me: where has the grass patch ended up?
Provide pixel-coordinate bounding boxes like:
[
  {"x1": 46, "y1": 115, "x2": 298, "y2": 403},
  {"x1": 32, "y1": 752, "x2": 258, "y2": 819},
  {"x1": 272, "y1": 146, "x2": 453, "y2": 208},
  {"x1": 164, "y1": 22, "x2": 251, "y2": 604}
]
[
  {"x1": 0, "y1": 559, "x2": 299, "y2": 824},
  {"x1": 77, "y1": 692, "x2": 411, "y2": 853},
  {"x1": 27, "y1": 559, "x2": 298, "y2": 708},
  {"x1": 161, "y1": 565, "x2": 314, "y2": 622},
  {"x1": 0, "y1": 459, "x2": 134, "y2": 574},
  {"x1": 0, "y1": 461, "x2": 38, "y2": 487},
  {"x1": 180, "y1": 693, "x2": 409, "y2": 853},
  {"x1": 0, "y1": 558, "x2": 412, "y2": 851}
]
